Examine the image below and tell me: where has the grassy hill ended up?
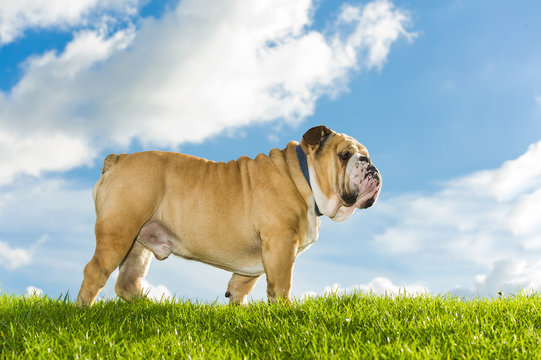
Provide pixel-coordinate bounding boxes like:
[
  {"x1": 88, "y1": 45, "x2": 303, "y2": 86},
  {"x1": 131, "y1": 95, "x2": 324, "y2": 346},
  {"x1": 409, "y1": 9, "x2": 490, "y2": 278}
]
[{"x1": 1, "y1": 292, "x2": 541, "y2": 359}]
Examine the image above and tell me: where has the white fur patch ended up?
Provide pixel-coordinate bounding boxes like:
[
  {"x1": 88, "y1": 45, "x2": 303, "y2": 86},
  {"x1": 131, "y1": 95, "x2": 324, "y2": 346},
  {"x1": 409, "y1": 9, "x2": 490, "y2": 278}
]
[
  {"x1": 298, "y1": 195, "x2": 320, "y2": 254},
  {"x1": 308, "y1": 164, "x2": 353, "y2": 222}
]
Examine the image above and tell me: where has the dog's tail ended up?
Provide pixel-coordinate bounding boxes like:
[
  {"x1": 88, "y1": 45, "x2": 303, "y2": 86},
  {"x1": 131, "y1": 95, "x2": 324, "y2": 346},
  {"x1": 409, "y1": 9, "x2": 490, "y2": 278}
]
[{"x1": 92, "y1": 153, "x2": 122, "y2": 203}]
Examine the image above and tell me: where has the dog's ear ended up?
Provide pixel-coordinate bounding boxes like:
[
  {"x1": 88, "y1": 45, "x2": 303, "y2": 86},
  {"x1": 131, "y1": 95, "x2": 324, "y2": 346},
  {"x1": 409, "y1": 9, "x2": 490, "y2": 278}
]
[{"x1": 302, "y1": 125, "x2": 332, "y2": 146}]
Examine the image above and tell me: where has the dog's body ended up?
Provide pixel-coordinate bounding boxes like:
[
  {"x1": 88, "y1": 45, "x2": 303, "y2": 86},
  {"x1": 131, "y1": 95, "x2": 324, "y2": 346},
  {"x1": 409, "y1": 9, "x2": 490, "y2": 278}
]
[{"x1": 77, "y1": 126, "x2": 381, "y2": 306}]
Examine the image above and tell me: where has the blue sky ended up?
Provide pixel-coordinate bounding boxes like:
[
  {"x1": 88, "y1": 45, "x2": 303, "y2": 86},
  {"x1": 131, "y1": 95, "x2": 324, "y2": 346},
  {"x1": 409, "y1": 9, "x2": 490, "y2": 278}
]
[{"x1": 1, "y1": 0, "x2": 541, "y2": 302}]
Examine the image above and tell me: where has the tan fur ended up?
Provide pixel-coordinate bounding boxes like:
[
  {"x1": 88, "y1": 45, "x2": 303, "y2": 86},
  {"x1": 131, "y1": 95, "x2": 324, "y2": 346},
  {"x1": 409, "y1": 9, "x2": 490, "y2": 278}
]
[{"x1": 77, "y1": 127, "x2": 380, "y2": 306}]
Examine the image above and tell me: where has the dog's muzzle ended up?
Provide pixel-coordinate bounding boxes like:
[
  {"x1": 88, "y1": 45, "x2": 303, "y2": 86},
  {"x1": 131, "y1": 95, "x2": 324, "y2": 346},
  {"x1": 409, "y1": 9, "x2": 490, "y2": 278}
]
[{"x1": 349, "y1": 157, "x2": 381, "y2": 209}]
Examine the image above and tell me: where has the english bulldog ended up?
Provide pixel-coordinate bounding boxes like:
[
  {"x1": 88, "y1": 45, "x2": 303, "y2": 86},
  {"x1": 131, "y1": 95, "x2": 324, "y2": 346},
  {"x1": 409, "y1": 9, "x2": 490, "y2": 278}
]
[{"x1": 77, "y1": 125, "x2": 381, "y2": 306}]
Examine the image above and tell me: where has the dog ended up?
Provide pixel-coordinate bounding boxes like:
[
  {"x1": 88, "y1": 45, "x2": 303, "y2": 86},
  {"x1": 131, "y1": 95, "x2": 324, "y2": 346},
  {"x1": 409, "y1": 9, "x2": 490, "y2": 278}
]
[{"x1": 77, "y1": 125, "x2": 381, "y2": 306}]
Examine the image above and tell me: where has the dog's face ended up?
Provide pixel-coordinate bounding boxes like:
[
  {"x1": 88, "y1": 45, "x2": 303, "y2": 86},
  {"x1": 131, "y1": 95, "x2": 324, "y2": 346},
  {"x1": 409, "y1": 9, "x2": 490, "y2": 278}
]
[{"x1": 302, "y1": 125, "x2": 381, "y2": 222}]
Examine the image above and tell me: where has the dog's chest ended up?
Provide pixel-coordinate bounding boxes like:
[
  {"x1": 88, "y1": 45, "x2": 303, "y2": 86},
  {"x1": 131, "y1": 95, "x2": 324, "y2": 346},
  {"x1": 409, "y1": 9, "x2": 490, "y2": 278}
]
[{"x1": 297, "y1": 196, "x2": 320, "y2": 255}]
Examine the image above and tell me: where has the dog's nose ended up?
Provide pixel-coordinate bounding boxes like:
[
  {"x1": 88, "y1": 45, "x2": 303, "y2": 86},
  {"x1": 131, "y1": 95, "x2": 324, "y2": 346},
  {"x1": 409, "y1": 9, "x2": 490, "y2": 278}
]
[{"x1": 365, "y1": 165, "x2": 380, "y2": 182}]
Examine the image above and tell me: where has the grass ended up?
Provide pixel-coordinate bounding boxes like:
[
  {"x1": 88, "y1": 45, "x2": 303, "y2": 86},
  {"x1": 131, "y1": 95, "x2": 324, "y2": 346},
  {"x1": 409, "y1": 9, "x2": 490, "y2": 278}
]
[{"x1": 2, "y1": 292, "x2": 541, "y2": 359}]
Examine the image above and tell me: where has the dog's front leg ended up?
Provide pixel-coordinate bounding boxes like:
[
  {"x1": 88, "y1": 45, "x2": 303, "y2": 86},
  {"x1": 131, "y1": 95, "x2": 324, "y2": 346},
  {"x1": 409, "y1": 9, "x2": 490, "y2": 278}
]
[{"x1": 261, "y1": 229, "x2": 299, "y2": 303}]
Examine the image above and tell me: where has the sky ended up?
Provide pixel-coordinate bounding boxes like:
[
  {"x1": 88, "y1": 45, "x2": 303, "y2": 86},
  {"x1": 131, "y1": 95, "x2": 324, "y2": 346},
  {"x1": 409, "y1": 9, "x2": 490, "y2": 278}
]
[{"x1": 1, "y1": 0, "x2": 541, "y2": 302}]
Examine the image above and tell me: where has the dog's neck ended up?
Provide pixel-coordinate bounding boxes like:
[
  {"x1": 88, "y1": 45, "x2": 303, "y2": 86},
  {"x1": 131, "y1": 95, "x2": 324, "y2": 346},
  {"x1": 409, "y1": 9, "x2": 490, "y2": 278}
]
[{"x1": 296, "y1": 145, "x2": 322, "y2": 217}]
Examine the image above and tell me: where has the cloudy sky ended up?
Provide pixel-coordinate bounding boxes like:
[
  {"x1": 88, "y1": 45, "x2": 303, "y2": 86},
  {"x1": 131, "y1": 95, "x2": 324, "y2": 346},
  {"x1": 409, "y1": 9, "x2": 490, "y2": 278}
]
[{"x1": 1, "y1": 0, "x2": 540, "y2": 302}]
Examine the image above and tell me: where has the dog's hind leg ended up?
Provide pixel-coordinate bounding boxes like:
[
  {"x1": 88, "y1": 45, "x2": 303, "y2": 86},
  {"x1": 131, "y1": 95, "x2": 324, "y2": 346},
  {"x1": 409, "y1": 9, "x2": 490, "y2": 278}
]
[
  {"x1": 77, "y1": 152, "x2": 164, "y2": 307},
  {"x1": 77, "y1": 215, "x2": 143, "y2": 307},
  {"x1": 115, "y1": 241, "x2": 152, "y2": 301},
  {"x1": 225, "y1": 273, "x2": 261, "y2": 305}
]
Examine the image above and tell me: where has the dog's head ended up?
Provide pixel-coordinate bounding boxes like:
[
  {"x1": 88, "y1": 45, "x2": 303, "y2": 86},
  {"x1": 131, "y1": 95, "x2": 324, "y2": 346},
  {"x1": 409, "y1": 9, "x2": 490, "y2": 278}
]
[{"x1": 301, "y1": 125, "x2": 381, "y2": 222}]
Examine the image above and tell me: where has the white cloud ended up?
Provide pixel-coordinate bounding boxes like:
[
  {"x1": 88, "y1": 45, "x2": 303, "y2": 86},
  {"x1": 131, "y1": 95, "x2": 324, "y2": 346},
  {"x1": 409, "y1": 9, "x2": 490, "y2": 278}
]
[
  {"x1": 453, "y1": 258, "x2": 541, "y2": 298},
  {"x1": 0, "y1": 177, "x2": 92, "y2": 289},
  {"x1": 0, "y1": 233, "x2": 48, "y2": 270},
  {"x1": 26, "y1": 286, "x2": 44, "y2": 297},
  {"x1": 0, "y1": 132, "x2": 96, "y2": 185},
  {"x1": 336, "y1": 1, "x2": 415, "y2": 70},
  {"x1": 509, "y1": 188, "x2": 541, "y2": 240},
  {"x1": 0, "y1": 27, "x2": 134, "y2": 185},
  {"x1": 0, "y1": 0, "x2": 414, "y2": 185},
  {"x1": 0, "y1": 0, "x2": 138, "y2": 45},
  {"x1": 453, "y1": 141, "x2": 541, "y2": 202},
  {"x1": 141, "y1": 279, "x2": 172, "y2": 301},
  {"x1": 305, "y1": 277, "x2": 428, "y2": 297},
  {"x1": 0, "y1": 241, "x2": 33, "y2": 270},
  {"x1": 370, "y1": 139, "x2": 541, "y2": 296}
]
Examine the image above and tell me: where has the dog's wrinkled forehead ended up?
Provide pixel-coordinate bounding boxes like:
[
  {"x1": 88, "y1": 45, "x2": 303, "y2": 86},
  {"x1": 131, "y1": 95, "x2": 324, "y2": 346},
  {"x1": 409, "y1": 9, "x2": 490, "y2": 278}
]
[
  {"x1": 326, "y1": 133, "x2": 370, "y2": 166},
  {"x1": 335, "y1": 134, "x2": 369, "y2": 157}
]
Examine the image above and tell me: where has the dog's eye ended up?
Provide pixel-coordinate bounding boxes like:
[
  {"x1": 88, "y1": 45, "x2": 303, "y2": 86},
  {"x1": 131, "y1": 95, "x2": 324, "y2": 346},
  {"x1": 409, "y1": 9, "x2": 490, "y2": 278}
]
[{"x1": 338, "y1": 152, "x2": 352, "y2": 162}]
